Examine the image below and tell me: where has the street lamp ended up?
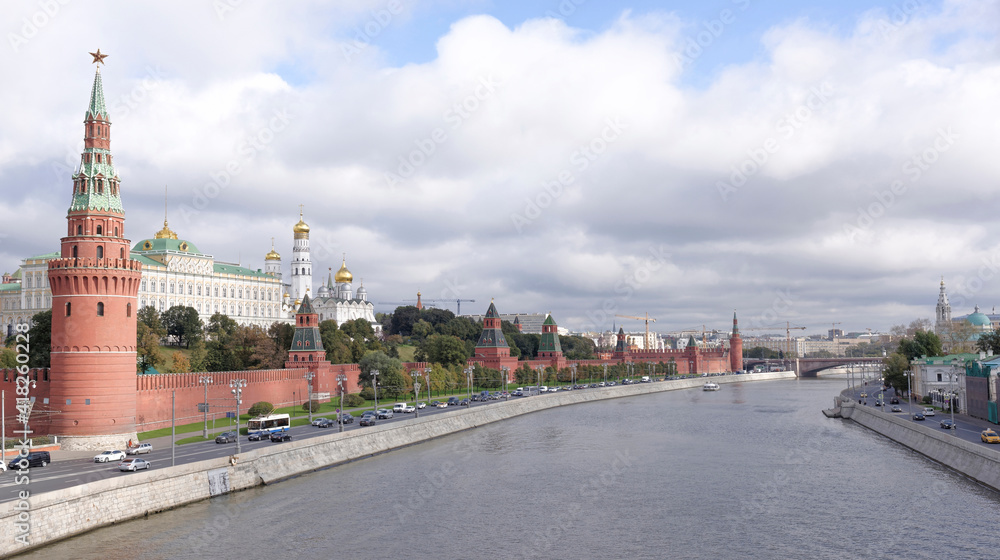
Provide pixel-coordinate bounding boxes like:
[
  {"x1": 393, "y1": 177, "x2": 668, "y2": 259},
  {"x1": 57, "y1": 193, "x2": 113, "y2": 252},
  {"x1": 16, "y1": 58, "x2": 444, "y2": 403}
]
[
  {"x1": 536, "y1": 365, "x2": 544, "y2": 395},
  {"x1": 424, "y1": 367, "x2": 431, "y2": 408},
  {"x1": 199, "y1": 375, "x2": 212, "y2": 439},
  {"x1": 303, "y1": 371, "x2": 315, "y2": 425},
  {"x1": 410, "y1": 370, "x2": 421, "y2": 419},
  {"x1": 571, "y1": 364, "x2": 577, "y2": 389},
  {"x1": 336, "y1": 374, "x2": 347, "y2": 433},
  {"x1": 464, "y1": 366, "x2": 474, "y2": 405},
  {"x1": 230, "y1": 379, "x2": 247, "y2": 455},
  {"x1": 603, "y1": 363, "x2": 608, "y2": 386},
  {"x1": 371, "y1": 369, "x2": 380, "y2": 413},
  {"x1": 905, "y1": 370, "x2": 913, "y2": 417},
  {"x1": 502, "y1": 366, "x2": 510, "y2": 400}
]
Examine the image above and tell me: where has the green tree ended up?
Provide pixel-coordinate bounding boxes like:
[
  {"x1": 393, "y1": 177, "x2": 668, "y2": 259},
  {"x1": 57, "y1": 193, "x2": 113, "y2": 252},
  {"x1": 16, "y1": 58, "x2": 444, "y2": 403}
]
[
  {"x1": 897, "y1": 330, "x2": 943, "y2": 361},
  {"x1": 389, "y1": 306, "x2": 421, "y2": 337},
  {"x1": 359, "y1": 350, "x2": 405, "y2": 400},
  {"x1": 137, "y1": 322, "x2": 164, "y2": 373},
  {"x1": 137, "y1": 305, "x2": 166, "y2": 339},
  {"x1": 161, "y1": 305, "x2": 204, "y2": 348},
  {"x1": 882, "y1": 352, "x2": 910, "y2": 393},
  {"x1": 0, "y1": 347, "x2": 17, "y2": 368},
  {"x1": 562, "y1": 335, "x2": 596, "y2": 360},
  {"x1": 976, "y1": 330, "x2": 1000, "y2": 355},
  {"x1": 27, "y1": 310, "x2": 51, "y2": 368},
  {"x1": 268, "y1": 321, "x2": 295, "y2": 364},
  {"x1": 416, "y1": 334, "x2": 470, "y2": 366},
  {"x1": 204, "y1": 313, "x2": 240, "y2": 371}
]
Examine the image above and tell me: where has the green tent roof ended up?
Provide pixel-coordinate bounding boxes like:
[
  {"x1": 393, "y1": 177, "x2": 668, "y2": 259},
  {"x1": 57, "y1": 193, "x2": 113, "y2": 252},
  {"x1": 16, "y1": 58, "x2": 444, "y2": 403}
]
[{"x1": 132, "y1": 238, "x2": 203, "y2": 255}]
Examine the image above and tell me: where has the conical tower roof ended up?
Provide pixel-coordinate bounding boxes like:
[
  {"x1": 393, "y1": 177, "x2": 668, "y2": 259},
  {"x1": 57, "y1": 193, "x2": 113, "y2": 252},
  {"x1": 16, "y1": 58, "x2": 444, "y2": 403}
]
[
  {"x1": 296, "y1": 293, "x2": 315, "y2": 314},
  {"x1": 485, "y1": 301, "x2": 500, "y2": 319},
  {"x1": 543, "y1": 314, "x2": 557, "y2": 326},
  {"x1": 86, "y1": 67, "x2": 109, "y2": 121}
]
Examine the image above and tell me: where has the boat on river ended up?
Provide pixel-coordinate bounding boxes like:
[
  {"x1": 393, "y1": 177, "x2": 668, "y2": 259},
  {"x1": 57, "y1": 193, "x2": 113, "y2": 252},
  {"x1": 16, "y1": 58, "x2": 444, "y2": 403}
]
[{"x1": 702, "y1": 382, "x2": 721, "y2": 391}]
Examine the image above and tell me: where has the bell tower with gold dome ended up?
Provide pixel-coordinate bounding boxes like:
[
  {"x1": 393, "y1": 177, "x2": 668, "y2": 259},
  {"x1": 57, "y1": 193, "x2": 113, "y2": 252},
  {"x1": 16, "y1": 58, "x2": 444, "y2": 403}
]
[
  {"x1": 264, "y1": 237, "x2": 282, "y2": 280},
  {"x1": 290, "y1": 207, "x2": 312, "y2": 304}
]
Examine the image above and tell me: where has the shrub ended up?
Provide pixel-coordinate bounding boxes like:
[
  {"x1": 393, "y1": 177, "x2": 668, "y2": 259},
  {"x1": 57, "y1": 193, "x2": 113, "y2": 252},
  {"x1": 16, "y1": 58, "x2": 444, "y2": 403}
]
[
  {"x1": 248, "y1": 401, "x2": 274, "y2": 417},
  {"x1": 343, "y1": 393, "x2": 365, "y2": 408},
  {"x1": 359, "y1": 387, "x2": 376, "y2": 401},
  {"x1": 302, "y1": 400, "x2": 322, "y2": 413},
  {"x1": 921, "y1": 396, "x2": 932, "y2": 405}
]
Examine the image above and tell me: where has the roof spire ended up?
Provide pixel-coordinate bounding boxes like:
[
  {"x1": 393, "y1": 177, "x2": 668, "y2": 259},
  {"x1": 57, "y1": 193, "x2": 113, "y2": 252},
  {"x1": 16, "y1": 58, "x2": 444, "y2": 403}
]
[{"x1": 85, "y1": 54, "x2": 109, "y2": 121}]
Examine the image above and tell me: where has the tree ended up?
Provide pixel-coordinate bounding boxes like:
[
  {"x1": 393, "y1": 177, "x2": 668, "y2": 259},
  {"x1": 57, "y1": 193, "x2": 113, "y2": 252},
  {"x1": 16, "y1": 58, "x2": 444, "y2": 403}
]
[
  {"x1": 27, "y1": 310, "x2": 51, "y2": 368},
  {"x1": 268, "y1": 321, "x2": 295, "y2": 364},
  {"x1": 0, "y1": 347, "x2": 17, "y2": 368},
  {"x1": 943, "y1": 322, "x2": 978, "y2": 354},
  {"x1": 171, "y1": 352, "x2": 191, "y2": 373},
  {"x1": 204, "y1": 313, "x2": 240, "y2": 371},
  {"x1": 897, "y1": 330, "x2": 943, "y2": 361},
  {"x1": 882, "y1": 352, "x2": 910, "y2": 393},
  {"x1": 138, "y1": 306, "x2": 166, "y2": 339},
  {"x1": 389, "y1": 306, "x2": 421, "y2": 337},
  {"x1": 976, "y1": 330, "x2": 1000, "y2": 355},
  {"x1": 562, "y1": 336, "x2": 596, "y2": 360},
  {"x1": 161, "y1": 305, "x2": 203, "y2": 348},
  {"x1": 416, "y1": 334, "x2": 470, "y2": 366},
  {"x1": 358, "y1": 351, "x2": 405, "y2": 400},
  {"x1": 137, "y1": 322, "x2": 164, "y2": 373}
]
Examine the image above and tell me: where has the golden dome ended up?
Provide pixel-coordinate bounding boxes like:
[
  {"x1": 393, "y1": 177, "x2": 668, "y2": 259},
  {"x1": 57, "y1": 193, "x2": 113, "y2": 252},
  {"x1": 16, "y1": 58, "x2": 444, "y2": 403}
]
[
  {"x1": 265, "y1": 239, "x2": 281, "y2": 261},
  {"x1": 293, "y1": 208, "x2": 310, "y2": 239},
  {"x1": 334, "y1": 257, "x2": 353, "y2": 283}
]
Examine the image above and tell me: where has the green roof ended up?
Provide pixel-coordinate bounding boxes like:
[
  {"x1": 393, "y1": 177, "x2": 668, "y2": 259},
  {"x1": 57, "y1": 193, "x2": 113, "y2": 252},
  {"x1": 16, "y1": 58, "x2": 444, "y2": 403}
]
[
  {"x1": 132, "y1": 238, "x2": 203, "y2": 255},
  {"x1": 130, "y1": 254, "x2": 166, "y2": 269},
  {"x1": 213, "y1": 263, "x2": 273, "y2": 279},
  {"x1": 538, "y1": 314, "x2": 562, "y2": 353},
  {"x1": 0, "y1": 283, "x2": 21, "y2": 292},
  {"x1": 86, "y1": 68, "x2": 109, "y2": 121},
  {"x1": 543, "y1": 314, "x2": 557, "y2": 326},
  {"x1": 484, "y1": 301, "x2": 500, "y2": 319},
  {"x1": 297, "y1": 294, "x2": 315, "y2": 314},
  {"x1": 912, "y1": 353, "x2": 979, "y2": 365},
  {"x1": 25, "y1": 252, "x2": 59, "y2": 262},
  {"x1": 10, "y1": 269, "x2": 20, "y2": 279}
]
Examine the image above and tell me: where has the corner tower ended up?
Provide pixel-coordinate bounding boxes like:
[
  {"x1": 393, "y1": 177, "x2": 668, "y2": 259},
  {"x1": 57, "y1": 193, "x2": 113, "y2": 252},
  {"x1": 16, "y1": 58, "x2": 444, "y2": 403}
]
[
  {"x1": 729, "y1": 311, "x2": 743, "y2": 372},
  {"x1": 47, "y1": 52, "x2": 143, "y2": 448}
]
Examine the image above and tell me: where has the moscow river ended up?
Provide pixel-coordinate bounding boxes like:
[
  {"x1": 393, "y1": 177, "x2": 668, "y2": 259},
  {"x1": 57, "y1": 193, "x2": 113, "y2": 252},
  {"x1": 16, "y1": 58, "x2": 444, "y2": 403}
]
[{"x1": 16, "y1": 377, "x2": 1000, "y2": 559}]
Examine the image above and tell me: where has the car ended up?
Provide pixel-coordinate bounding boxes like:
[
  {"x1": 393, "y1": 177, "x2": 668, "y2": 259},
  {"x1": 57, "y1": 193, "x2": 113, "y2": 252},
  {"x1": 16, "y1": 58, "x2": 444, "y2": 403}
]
[
  {"x1": 126, "y1": 443, "x2": 153, "y2": 455},
  {"x1": 94, "y1": 450, "x2": 126, "y2": 463},
  {"x1": 860, "y1": 392, "x2": 867, "y2": 398},
  {"x1": 912, "y1": 412, "x2": 925, "y2": 421},
  {"x1": 8, "y1": 451, "x2": 50, "y2": 470},
  {"x1": 417, "y1": 402, "x2": 426, "y2": 409},
  {"x1": 339, "y1": 413, "x2": 355, "y2": 424},
  {"x1": 403, "y1": 405, "x2": 416, "y2": 413},
  {"x1": 460, "y1": 399, "x2": 470, "y2": 406},
  {"x1": 359, "y1": 416, "x2": 376, "y2": 427},
  {"x1": 891, "y1": 406, "x2": 902, "y2": 413},
  {"x1": 447, "y1": 397, "x2": 460, "y2": 406},
  {"x1": 215, "y1": 431, "x2": 238, "y2": 443},
  {"x1": 512, "y1": 390, "x2": 524, "y2": 397},
  {"x1": 377, "y1": 409, "x2": 393, "y2": 419},
  {"x1": 436, "y1": 401, "x2": 448, "y2": 408},
  {"x1": 940, "y1": 420, "x2": 956, "y2": 429},
  {"x1": 890, "y1": 397, "x2": 900, "y2": 404},
  {"x1": 315, "y1": 418, "x2": 335, "y2": 428},
  {"x1": 981, "y1": 429, "x2": 1000, "y2": 444},
  {"x1": 923, "y1": 407, "x2": 936, "y2": 417},
  {"x1": 270, "y1": 431, "x2": 292, "y2": 442},
  {"x1": 311, "y1": 418, "x2": 326, "y2": 427},
  {"x1": 247, "y1": 430, "x2": 270, "y2": 441},
  {"x1": 119, "y1": 458, "x2": 151, "y2": 472}
]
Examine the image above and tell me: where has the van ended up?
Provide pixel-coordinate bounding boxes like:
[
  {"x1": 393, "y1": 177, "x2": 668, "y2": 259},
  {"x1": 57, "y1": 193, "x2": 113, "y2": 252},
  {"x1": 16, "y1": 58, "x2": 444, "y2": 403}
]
[
  {"x1": 8, "y1": 451, "x2": 50, "y2": 469},
  {"x1": 640, "y1": 376, "x2": 651, "y2": 383},
  {"x1": 392, "y1": 403, "x2": 407, "y2": 413}
]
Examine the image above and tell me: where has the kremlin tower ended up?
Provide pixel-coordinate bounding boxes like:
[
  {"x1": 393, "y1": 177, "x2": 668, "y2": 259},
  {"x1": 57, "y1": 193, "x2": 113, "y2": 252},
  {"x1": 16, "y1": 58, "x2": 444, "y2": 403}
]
[
  {"x1": 290, "y1": 208, "x2": 312, "y2": 305},
  {"x1": 47, "y1": 51, "x2": 143, "y2": 448},
  {"x1": 729, "y1": 311, "x2": 743, "y2": 373}
]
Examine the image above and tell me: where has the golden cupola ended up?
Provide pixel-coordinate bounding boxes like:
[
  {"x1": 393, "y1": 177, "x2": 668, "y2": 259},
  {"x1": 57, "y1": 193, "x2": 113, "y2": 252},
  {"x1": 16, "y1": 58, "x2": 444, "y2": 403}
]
[
  {"x1": 334, "y1": 256, "x2": 353, "y2": 283},
  {"x1": 154, "y1": 187, "x2": 178, "y2": 239},
  {"x1": 293, "y1": 208, "x2": 310, "y2": 239},
  {"x1": 265, "y1": 240, "x2": 281, "y2": 261}
]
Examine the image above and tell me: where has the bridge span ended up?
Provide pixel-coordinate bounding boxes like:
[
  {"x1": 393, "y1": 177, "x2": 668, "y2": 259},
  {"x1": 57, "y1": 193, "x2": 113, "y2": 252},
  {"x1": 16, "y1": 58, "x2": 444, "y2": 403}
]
[{"x1": 744, "y1": 357, "x2": 885, "y2": 378}]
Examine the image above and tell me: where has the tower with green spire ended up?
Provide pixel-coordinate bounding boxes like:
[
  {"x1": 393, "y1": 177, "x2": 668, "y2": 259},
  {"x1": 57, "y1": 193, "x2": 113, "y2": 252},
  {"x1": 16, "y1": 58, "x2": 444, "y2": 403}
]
[
  {"x1": 469, "y1": 300, "x2": 519, "y2": 377},
  {"x1": 537, "y1": 313, "x2": 562, "y2": 357}
]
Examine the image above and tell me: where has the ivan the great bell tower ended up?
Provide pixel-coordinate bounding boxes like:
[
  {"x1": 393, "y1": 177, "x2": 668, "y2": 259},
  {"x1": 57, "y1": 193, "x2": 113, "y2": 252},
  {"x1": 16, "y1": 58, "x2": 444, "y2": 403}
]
[{"x1": 47, "y1": 51, "x2": 142, "y2": 449}]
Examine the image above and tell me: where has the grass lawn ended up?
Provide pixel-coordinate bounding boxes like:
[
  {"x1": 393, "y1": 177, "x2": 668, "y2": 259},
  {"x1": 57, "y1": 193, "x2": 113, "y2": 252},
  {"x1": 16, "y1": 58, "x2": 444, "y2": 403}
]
[{"x1": 396, "y1": 344, "x2": 416, "y2": 362}]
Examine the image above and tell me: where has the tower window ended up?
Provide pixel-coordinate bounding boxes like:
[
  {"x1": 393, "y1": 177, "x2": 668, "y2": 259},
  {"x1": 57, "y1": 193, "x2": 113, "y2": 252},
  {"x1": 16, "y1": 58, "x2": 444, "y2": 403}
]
[
  {"x1": 114, "y1": 227, "x2": 119, "y2": 237},
  {"x1": 96, "y1": 246, "x2": 103, "y2": 259},
  {"x1": 65, "y1": 302, "x2": 71, "y2": 316},
  {"x1": 72, "y1": 246, "x2": 78, "y2": 258},
  {"x1": 96, "y1": 225, "x2": 102, "y2": 235},
  {"x1": 76, "y1": 225, "x2": 83, "y2": 235},
  {"x1": 127, "y1": 303, "x2": 131, "y2": 317},
  {"x1": 97, "y1": 302, "x2": 104, "y2": 316},
  {"x1": 120, "y1": 248, "x2": 124, "y2": 259}
]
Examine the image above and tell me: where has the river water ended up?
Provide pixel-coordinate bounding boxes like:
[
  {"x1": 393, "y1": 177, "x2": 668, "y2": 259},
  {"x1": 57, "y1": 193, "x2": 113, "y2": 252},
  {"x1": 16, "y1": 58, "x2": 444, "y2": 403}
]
[{"x1": 16, "y1": 377, "x2": 1000, "y2": 559}]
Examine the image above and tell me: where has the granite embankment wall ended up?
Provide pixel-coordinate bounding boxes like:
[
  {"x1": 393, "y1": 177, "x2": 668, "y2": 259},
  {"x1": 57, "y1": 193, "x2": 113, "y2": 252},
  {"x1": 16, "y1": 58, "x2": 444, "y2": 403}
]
[
  {"x1": 839, "y1": 399, "x2": 1000, "y2": 491},
  {"x1": 0, "y1": 371, "x2": 795, "y2": 557}
]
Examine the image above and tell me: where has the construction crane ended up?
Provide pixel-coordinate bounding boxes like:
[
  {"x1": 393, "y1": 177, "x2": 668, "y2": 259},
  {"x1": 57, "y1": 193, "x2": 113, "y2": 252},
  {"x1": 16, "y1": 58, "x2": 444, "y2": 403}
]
[
  {"x1": 740, "y1": 323, "x2": 806, "y2": 357},
  {"x1": 419, "y1": 298, "x2": 477, "y2": 315},
  {"x1": 377, "y1": 300, "x2": 438, "y2": 309},
  {"x1": 616, "y1": 313, "x2": 657, "y2": 350}
]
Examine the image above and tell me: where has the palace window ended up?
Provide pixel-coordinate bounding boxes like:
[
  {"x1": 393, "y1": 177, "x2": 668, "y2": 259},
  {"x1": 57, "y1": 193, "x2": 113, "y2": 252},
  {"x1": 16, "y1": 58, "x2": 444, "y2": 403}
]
[
  {"x1": 170, "y1": 283, "x2": 175, "y2": 294},
  {"x1": 141, "y1": 280, "x2": 147, "y2": 291},
  {"x1": 197, "y1": 285, "x2": 202, "y2": 296},
  {"x1": 188, "y1": 284, "x2": 193, "y2": 295},
  {"x1": 214, "y1": 286, "x2": 219, "y2": 297},
  {"x1": 160, "y1": 282, "x2": 165, "y2": 293}
]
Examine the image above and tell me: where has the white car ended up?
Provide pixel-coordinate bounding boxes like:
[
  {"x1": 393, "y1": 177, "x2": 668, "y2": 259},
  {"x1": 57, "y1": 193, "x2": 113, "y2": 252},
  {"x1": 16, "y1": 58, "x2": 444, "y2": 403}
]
[
  {"x1": 403, "y1": 405, "x2": 416, "y2": 413},
  {"x1": 416, "y1": 402, "x2": 426, "y2": 409},
  {"x1": 923, "y1": 408, "x2": 936, "y2": 417},
  {"x1": 94, "y1": 450, "x2": 126, "y2": 463}
]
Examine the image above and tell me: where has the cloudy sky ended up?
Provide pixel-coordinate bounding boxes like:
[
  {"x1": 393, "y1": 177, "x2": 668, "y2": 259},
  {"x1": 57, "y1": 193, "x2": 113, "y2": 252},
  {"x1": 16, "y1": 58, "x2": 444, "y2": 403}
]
[{"x1": 1, "y1": 0, "x2": 998, "y2": 336}]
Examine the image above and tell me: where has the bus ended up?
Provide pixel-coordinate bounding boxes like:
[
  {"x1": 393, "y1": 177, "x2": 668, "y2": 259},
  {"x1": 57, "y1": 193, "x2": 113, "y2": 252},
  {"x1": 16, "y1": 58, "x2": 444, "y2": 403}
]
[{"x1": 247, "y1": 413, "x2": 290, "y2": 434}]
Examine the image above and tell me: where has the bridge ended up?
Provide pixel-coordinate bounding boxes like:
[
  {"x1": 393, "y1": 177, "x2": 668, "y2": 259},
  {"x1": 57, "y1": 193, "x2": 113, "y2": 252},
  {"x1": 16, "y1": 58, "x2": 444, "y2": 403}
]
[{"x1": 744, "y1": 357, "x2": 885, "y2": 378}]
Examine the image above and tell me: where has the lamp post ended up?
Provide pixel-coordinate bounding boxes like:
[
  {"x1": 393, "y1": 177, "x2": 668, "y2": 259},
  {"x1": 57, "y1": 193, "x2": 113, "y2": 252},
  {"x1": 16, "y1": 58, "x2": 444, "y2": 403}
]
[
  {"x1": 371, "y1": 369, "x2": 380, "y2": 414},
  {"x1": 410, "y1": 370, "x2": 421, "y2": 419},
  {"x1": 303, "y1": 371, "x2": 315, "y2": 425},
  {"x1": 603, "y1": 363, "x2": 608, "y2": 386},
  {"x1": 905, "y1": 370, "x2": 913, "y2": 417},
  {"x1": 424, "y1": 367, "x2": 431, "y2": 407},
  {"x1": 464, "y1": 366, "x2": 474, "y2": 405},
  {"x1": 199, "y1": 375, "x2": 212, "y2": 439},
  {"x1": 571, "y1": 364, "x2": 577, "y2": 389},
  {"x1": 536, "y1": 365, "x2": 544, "y2": 395},
  {"x1": 230, "y1": 379, "x2": 247, "y2": 455},
  {"x1": 337, "y1": 374, "x2": 347, "y2": 433},
  {"x1": 502, "y1": 366, "x2": 510, "y2": 400}
]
